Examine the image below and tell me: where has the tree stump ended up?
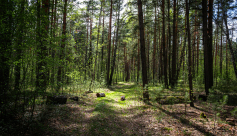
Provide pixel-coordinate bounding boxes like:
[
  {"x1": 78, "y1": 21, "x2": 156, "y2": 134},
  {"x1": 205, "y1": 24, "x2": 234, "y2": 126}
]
[
  {"x1": 96, "y1": 93, "x2": 105, "y2": 97},
  {"x1": 143, "y1": 91, "x2": 150, "y2": 102},
  {"x1": 121, "y1": 96, "x2": 125, "y2": 101},
  {"x1": 198, "y1": 94, "x2": 207, "y2": 101}
]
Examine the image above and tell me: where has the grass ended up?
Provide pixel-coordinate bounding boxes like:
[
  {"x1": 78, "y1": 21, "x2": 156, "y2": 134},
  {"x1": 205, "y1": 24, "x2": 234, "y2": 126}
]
[{"x1": 6, "y1": 81, "x2": 236, "y2": 136}]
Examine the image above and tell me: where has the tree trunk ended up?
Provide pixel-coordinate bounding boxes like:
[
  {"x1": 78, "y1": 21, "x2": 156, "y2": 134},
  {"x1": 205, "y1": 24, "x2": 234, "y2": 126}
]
[
  {"x1": 223, "y1": 9, "x2": 237, "y2": 79},
  {"x1": 207, "y1": 0, "x2": 214, "y2": 93},
  {"x1": 57, "y1": 0, "x2": 67, "y2": 92},
  {"x1": 137, "y1": 31, "x2": 140, "y2": 82},
  {"x1": 152, "y1": 3, "x2": 157, "y2": 82},
  {"x1": 203, "y1": 0, "x2": 213, "y2": 96},
  {"x1": 162, "y1": 0, "x2": 168, "y2": 88},
  {"x1": 88, "y1": 1, "x2": 93, "y2": 74},
  {"x1": 101, "y1": 0, "x2": 105, "y2": 76},
  {"x1": 95, "y1": 1, "x2": 103, "y2": 80},
  {"x1": 109, "y1": 1, "x2": 121, "y2": 85},
  {"x1": 220, "y1": 18, "x2": 223, "y2": 76},
  {"x1": 137, "y1": 0, "x2": 148, "y2": 90},
  {"x1": 186, "y1": 0, "x2": 194, "y2": 107},
  {"x1": 0, "y1": 0, "x2": 13, "y2": 117},
  {"x1": 107, "y1": 0, "x2": 112, "y2": 85},
  {"x1": 171, "y1": 0, "x2": 177, "y2": 87}
]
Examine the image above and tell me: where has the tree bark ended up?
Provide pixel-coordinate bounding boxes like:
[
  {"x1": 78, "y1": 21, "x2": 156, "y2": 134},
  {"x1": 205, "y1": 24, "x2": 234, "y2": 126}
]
[
  {"x1": 171, "y1": 0, "x2": 177, "y2": 87},
  {"x1": 137, "y1": 31, "x2": 140, "y2": 82},
  {"x1": 95, "y1": 0, "x2": 103, "y2": 80},
  {"x1": 152, "y1": 3, "x2": 157, "y2": 82},
  {"x1": 203, "y1": 0, "x2": 213, "y2": 96},
  {"x1": 109, "y1": 1, "x2": 121, "y2": 85},
  {"x1": 186, "y1": 0, "x2": 194, "y2": 107},
  {"x1": 223, "y1": 11, "x2": 237, "y2": 78},
  {"x1": 107, "y1": 0, "x2": 112, "y2": 85},
  {"x1": 137, "y1": 0, "x2": 148, "y2": 89},
  {"x1": 0, "y1": 0, "x2": 13, "y2": 117},
  {"x1": 162, "y1": 0, "x2": 168, "y2": 88}
]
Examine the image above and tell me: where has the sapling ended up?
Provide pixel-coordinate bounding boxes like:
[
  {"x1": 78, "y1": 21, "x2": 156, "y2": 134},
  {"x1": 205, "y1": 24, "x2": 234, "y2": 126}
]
[
  {"x1": 207, "y1": 89, "x2": 228, "y2": 131},
  {"x1": 230, "y1": 107, "x2": 237, "y2": 134},
  {"x1": 200, "y1": 112, "x2": 207, "y2": 129},
  {"x1": 184, "y1": 92, "x2": 190, "y2": 115}
]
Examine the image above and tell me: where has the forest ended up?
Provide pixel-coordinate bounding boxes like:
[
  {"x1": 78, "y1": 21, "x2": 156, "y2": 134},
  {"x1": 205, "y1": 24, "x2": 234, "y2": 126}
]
[{"x1": 1, "y1": 0, "x2": 237, "y2": 135}]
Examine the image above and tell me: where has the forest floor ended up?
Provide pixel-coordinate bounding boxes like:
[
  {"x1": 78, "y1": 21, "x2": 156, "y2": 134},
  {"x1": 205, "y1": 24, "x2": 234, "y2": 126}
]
[{"x1": 25, "y1": 82, "x2": 236, "y2": 136}]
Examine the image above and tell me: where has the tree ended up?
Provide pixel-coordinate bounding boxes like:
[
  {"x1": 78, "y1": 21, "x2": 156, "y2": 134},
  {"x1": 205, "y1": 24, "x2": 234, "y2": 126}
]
[
  {"x1": 57, "y1": 0, "x2": 67, "y2": 92},
  {"x1": 107, "y1": 0, "x2": 112, "y2": 85},
  {"x1": 186, "y1": 0, "x2": 194, "y2": 107},
  {"x1": 162, "y1": 0, "x2": 168, "y2": 88},
  {"x1": 171, "y1": 0, "x2": 177, "y2": 87},
  {"x1": 152, "y1": 0, "x2": 157, "y2": 82},
  {"x1": 36, "y1": 0, "x2": 49, "y2": 95},
  {"x1": 137, "y1": 0, "x2": 149, "y2": 101},
  {"x1": 203, "y1": 0, "x2": 213, "y2": 96},
  {"x1": 222, "y1": 1, "x2": 237, "y2": 79},
  {"x1": 109, "y1": 0, "x2": 121, "y2": 85},
  {"x1": 0, "y1": 0, "x2": 13, "y2": 118}
]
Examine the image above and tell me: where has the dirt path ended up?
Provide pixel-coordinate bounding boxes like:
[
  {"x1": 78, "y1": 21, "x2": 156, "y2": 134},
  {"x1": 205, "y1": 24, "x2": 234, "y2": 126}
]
[{"x1": 27, "y1": 82, "x2": 236, "y2": 136}]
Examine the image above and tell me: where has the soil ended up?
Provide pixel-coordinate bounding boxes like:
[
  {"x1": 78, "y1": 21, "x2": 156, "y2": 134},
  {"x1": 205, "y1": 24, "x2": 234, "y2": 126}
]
[{"x1": 22, "y1": 83, "x2": 237, "y2": 136}]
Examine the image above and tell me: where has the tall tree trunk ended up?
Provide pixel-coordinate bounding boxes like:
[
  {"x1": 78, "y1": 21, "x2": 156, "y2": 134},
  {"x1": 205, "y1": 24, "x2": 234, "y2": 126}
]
[
  {"x1": 196, "y1": 16, "x2": 200, "y2": 76},
  {"x1": 203, "y1": 0, "x2": 213, "y2": 96},
  {"x1": 88, "y1": 1, "x2": 93, "y2": 75},
  {"x1": 137, "y1": 31, "x2": 140, "y2": 82},
  {"x1": 57, "y1": 0, "x2": 67, "y2": 92},
  {"x1": 137, "y1": 0, "x2": 148, "y2": 92},
  {"x1": 171, "y1": 0, "x2": 177, "y2": 87},
  {"x1": 220, "y1": 18, "x2": 223, "y2": 76},
  {"x1": 109, "y1": 1, "x2": 120, "y2": 85},
  {"x1": 167, "y1": 0, "x2": 171, "y2": 86},
  {"x1": 107, "y1": 0, "x2": 112, "y2": 85},
  {"x1": 223, "y1": 9, "x2": 237, "y2": 79},
  {"x1": 162, "y1": 0, "x2": 168, "y2": 88},
  {"x1": 176, "y1": 14, "x2": 186, "y2": 85},
  {"x1": 192, "y1": 10, "x2": 197, "y2": 78},
  {"x1": 95, "y1": 1, "x2": 103, "y2": 80},
  {"x1": 85, "y1": 6, "x2": 89, "y2": 80},
  {"x1": 186, "y1": 0, "x2": 194, "y2": 107},
  {"x1": 147, "y1": 30, "x2": 150, "y2": 82},
  {"x1": 0, "y1": 0, "x2": 13, "y2": 117},
  {"x1": 101, "y1": 0, "x2": 105, "y2": 76},
  {"x1": 153, "y1": 3, "x2": 157, "y2": 82}
]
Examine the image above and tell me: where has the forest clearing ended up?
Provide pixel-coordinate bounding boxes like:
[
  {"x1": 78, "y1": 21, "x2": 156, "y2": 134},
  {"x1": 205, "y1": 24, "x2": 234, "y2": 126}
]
[{"x1": 1, "y1": 0, "x2": 237, "y2": 135}]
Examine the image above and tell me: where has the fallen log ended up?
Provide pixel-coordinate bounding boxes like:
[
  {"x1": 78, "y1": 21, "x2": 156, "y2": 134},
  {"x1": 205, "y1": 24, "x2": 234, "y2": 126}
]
[
  {"x1": 85, "y1": 90, "x2": 93, "y2": 94},
  {"x1": 46, "y1": 95, "x2": 67, "y2": 104},
  {"x1": 69, "y1": 96, "x2": 78, "y2": 101}
]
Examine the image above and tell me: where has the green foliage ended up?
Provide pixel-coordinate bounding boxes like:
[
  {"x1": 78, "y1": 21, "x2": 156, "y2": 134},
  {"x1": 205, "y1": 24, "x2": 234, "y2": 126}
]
[
  {"x1": 207, "y1": 89, "x2": 228, "y2": 111},
  {"x1": 184, "y1": 92, "x2": 190, "y2": 103},
  {"x1": 231, "y1": 107, "x2": 237, "y2": 118},
  {"x1": 200, "y1": 112, "x2": 207, "y2": 119}
]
